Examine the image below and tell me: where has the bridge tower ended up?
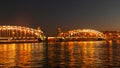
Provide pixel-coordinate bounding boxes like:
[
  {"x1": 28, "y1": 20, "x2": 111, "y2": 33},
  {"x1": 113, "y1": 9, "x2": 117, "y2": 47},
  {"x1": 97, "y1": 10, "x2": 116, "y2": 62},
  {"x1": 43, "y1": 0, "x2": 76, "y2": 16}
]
[
  {"x1": 57, "y1": 27, "x2": 62, "y2": 37},
  {"x1": 37, "y1": 26, "x2": 45, "y2": 41}
]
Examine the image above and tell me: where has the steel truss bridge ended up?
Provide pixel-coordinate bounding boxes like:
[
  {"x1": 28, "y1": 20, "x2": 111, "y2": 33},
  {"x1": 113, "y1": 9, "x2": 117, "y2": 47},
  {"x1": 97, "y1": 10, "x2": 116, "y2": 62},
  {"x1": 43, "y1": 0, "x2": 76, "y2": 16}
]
[
  {"x1": 58, "y1": 29, "x2": 105, "y2": 41},
  {"x1": 0, "y1": 25, "x2": 45, "y2": 42}
]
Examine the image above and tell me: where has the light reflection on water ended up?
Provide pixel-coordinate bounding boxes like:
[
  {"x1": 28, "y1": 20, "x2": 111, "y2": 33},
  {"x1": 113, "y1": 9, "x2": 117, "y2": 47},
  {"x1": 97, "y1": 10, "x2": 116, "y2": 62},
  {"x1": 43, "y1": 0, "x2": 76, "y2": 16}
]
[
  {"x1": 0, "y1": 43, "x2": 45, "y2": 68},
  {"x1": 47, "y1": 41, "x2": 120, "y2": 68},
  {"x1": 0, "y1": 41, "x2": 120, "y2": 68}
]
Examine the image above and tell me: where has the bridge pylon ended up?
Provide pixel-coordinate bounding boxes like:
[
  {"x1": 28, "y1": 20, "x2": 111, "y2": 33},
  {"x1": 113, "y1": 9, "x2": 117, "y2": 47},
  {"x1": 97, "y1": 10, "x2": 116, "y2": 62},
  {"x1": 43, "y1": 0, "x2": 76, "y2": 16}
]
[
  {"x1": 37, "y1": 26, "x2": 45, "y2": 42},
  {"x1": 57, "y1": 27, "x2": 62, "y2": 37}
]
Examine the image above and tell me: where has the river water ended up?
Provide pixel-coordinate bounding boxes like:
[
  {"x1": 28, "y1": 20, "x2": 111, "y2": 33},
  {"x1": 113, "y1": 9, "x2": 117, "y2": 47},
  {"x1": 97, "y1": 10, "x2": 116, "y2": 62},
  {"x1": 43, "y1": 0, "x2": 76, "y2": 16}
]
[{"x1": 0, "y1": 40, "x2": 120, "y2": 68}]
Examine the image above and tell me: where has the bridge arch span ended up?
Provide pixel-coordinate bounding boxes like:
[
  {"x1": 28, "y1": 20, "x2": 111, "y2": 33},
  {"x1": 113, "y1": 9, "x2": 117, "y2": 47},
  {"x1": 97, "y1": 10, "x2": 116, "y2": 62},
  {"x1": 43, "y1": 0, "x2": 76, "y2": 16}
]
[
  {"x1": 0, "y1": 25, "x2": 45, "y2": 41},
  {"x1": 59, "y1": 29, "x2": 105, "y2": 39}
]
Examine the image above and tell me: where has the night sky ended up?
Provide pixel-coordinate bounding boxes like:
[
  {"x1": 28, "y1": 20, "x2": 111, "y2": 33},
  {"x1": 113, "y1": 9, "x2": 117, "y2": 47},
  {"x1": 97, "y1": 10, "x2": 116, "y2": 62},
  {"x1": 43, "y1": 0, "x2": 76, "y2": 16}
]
[{"x1": 0, "y1": 0, "x2": 120, "y2": 36}]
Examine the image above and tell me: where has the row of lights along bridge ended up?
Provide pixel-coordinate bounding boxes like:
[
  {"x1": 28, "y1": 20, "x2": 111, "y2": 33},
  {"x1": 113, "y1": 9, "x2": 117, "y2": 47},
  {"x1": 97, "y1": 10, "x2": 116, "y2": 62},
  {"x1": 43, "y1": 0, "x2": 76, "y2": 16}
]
[{"x1": 0, "y1": 25, "x2": 119, "y2": 42}]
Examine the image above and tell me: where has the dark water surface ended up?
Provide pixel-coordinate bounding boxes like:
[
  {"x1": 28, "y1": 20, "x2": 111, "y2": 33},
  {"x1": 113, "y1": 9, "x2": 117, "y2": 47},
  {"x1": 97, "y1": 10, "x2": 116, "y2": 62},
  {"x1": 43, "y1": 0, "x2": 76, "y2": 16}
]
[{"x1": 0, "y1": 41, "x2": 120, "y2": 68}]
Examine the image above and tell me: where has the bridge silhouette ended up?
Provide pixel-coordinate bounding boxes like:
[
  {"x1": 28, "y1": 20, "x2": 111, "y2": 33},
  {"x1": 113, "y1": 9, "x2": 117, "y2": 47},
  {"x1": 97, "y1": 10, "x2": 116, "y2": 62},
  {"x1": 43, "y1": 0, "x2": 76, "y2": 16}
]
[
  {"x1": 56, "y1": 29, "x2": 105, "y2": 41},
  {"x1": 0, "y1": 25, "x2": 45, "y2": 42},
  {"x1": 0, "y1": 26, "x2": 106, "y2": 42}
]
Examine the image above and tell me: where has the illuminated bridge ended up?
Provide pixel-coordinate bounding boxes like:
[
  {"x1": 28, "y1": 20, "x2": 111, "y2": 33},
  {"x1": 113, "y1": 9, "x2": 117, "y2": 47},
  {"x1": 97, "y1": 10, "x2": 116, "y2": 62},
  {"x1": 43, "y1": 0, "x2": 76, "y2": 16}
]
[
  {"x1": 0, "y1": 25, "x2": 45, "y2": 42},
  {"x1": 57, "y1": 29, "x2": 105, "y2": 41}
]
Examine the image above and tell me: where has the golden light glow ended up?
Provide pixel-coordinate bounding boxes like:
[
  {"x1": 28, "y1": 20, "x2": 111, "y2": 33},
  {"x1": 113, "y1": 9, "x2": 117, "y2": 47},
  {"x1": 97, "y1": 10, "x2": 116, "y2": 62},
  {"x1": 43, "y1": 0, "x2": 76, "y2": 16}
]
[
  {"x1": 60, "y1": 29, "x2": 105, "y2": 38},
  {"x1": 0, "y1": 25, "x2": 45, "y2": 40}
]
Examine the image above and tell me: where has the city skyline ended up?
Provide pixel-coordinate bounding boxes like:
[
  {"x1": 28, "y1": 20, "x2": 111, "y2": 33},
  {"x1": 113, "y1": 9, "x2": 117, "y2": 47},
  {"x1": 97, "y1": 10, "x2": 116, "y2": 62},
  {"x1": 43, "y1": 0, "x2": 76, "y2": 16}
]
[{"x1": 0, "y1": 0, "x2": 120, "y2": 36}]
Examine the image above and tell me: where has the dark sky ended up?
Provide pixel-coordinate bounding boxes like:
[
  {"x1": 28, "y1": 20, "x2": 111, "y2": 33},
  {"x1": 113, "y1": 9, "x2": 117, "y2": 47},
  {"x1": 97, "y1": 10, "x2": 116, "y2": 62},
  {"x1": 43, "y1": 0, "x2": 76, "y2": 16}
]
[{"x1": 0, "y1": 0, "x2": 120, "y2": 36}]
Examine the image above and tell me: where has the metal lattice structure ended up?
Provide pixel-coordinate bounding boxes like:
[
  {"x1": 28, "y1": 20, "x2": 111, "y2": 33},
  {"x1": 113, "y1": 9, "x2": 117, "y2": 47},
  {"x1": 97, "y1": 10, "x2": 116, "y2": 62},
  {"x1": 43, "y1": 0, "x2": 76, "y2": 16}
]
[
  {"x1": 0, "y1": 25, "x2": 45, "y2": 40},
  {"x1": 59, "y1": 29, "x2": 105, "y2": 38}
]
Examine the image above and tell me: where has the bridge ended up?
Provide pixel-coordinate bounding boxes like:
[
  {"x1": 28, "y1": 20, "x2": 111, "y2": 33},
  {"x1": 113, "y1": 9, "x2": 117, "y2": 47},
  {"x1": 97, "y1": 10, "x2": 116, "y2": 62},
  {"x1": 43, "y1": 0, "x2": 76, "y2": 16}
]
[
  {"x1": 57, "y1": 29, "x2": 105, "y2": 41},
  {"x1": 0, "y1": 25, "x2": 45, "y2": 42}
]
